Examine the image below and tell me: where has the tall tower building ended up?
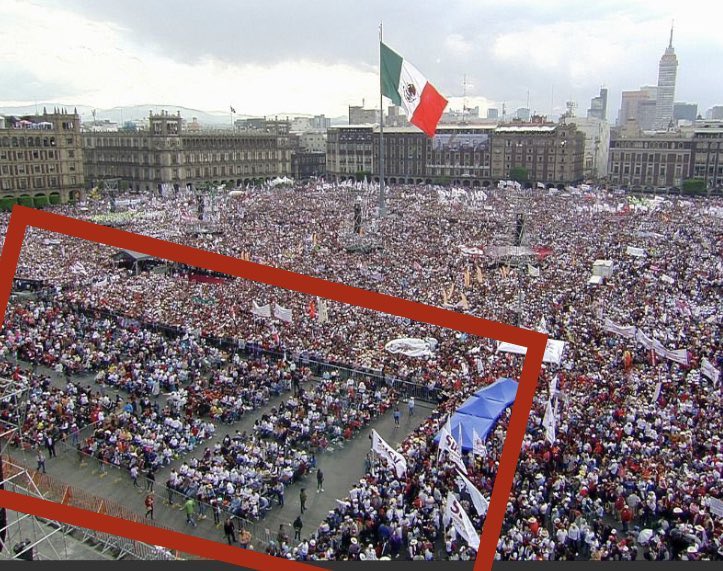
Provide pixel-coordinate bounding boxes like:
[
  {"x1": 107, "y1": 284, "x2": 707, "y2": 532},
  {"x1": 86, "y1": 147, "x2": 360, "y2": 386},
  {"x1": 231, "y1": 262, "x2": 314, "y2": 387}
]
[{"x1": 653, "y1": 24, "x2": 678, "y2": 130}]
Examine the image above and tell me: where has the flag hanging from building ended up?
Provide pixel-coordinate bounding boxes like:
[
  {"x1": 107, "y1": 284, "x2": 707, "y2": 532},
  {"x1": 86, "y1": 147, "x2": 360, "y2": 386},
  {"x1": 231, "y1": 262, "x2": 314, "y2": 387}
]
[
  {"x1": 371, "y1": 429, "x2": 407, "y2": 478},
  {"x1": 381, "y1": 42, "x2": 448, "y2": 137}
]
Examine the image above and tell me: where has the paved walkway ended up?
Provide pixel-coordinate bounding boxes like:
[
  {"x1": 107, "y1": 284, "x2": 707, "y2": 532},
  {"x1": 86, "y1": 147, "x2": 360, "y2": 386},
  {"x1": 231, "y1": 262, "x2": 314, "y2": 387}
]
[{"x1": 6, "y1": 363, "x2": 434, "y2": 552}]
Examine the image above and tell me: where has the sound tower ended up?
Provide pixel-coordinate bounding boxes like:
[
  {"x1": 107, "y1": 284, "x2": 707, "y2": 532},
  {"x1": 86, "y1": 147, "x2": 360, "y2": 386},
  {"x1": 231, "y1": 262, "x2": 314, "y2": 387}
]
[
  {"x1": 515, "y1": 213, "x2": 524, "y2": 246},
  {"x1": 0, "y1": 455, "x2": 5, "y2": 550},
  {"x1": 353, "y1": 201, "x2": 362, "y2": 234}
]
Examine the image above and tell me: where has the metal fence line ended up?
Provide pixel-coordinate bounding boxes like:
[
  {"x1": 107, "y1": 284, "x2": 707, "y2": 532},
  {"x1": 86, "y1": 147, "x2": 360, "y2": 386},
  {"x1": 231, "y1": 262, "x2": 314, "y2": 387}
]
[
  {"x1": 58, "y1": 302, "x2": 441, "y2": 404},
  {"x1": 0, "y1": 454, "x2": 190, "y2": 561}
]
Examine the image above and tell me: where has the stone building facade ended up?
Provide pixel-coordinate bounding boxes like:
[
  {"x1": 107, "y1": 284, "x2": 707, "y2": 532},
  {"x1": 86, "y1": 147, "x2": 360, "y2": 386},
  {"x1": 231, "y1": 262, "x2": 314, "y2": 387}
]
[
  {"x1": 84, "y1": 111, "x2": 292, "y2": 192},
  {"x1": 0, "y1": 109, "x2": 84, "y2": 206}
]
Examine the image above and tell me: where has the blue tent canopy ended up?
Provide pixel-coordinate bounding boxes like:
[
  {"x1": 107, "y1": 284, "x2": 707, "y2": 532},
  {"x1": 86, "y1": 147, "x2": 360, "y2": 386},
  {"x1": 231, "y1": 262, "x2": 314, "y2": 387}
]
[{"x1": 434, "y1": 378, "x2": 518, "y2": 452}]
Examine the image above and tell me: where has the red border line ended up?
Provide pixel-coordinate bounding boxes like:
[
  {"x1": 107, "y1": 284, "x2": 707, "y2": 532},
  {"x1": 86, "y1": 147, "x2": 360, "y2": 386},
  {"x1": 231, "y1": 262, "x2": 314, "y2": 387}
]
[{"x1": 0, "y1": 205, "x2": 547, "y2": 571}]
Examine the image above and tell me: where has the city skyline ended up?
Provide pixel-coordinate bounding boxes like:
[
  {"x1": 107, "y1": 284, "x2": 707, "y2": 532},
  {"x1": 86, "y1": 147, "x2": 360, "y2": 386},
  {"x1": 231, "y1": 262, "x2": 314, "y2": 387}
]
[{"x1": 1, "y1": 0, "x2": 722, "y2": 119}]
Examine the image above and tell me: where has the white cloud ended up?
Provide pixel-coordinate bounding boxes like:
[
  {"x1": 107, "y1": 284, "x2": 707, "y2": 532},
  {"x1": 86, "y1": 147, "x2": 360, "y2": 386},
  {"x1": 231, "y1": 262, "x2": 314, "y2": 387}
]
[
  {"x1": 445, "y1": 34, "x2": 474, "y2": 57},
  {"x1": 0, "y1": 0, "x2": 378, "y2": 115}
]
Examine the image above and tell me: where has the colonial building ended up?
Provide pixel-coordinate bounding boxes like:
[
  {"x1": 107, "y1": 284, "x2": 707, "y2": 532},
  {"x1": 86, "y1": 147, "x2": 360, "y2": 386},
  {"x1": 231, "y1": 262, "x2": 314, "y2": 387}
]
[
  {"x1": 689, "y1": 121, "x2": 723, "y2": 190},
  {"x1": 328, "y1": 122, "x2": 585, "y2": 186},
  {"x1": 0, "y1": 109, "x2": 84, "y2": 207},
  {"x1": 608, "y1": 129, "x2": 693, "y2": 189},
  {"x1": 490, "y1": 124, "x2": 585, "y2": 185},
  {"x1": 326, "y1": 125, "x2": 374, "y2": 179},
  {"x1": 84, "y1": 111, "x2": 292, "y2": 192}
]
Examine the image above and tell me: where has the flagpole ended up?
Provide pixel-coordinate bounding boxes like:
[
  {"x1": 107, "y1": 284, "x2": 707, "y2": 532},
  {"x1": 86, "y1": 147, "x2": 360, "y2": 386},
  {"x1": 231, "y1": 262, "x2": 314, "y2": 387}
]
[{"x1": 378, "y1": 22, "x2": 386, "y2": 218}]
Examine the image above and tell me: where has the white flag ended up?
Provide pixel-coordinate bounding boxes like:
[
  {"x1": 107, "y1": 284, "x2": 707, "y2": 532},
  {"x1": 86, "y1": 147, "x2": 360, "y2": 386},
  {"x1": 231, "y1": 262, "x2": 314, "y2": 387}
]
[
  {"x1": 438, "y1": 419, "x2": 467, "y2": 474},
  {"x1": 652, "y1": 382, "x2": 662, "y2": 402},
  {"x1": 527, "y1": 264, "x2": 540, "y2": 277},
  {"x1": 317, "y1": 298, "x2": 329, "y2": 324},
  {"x1": 664, "y1": 348, "x2": 689, "y2": 366},
  {"x1": 603, "y1": 318, "x2": 637, "y2": 339},
  {"x1": 273, "y1": 303, "x2": 293, "y2": 323},
  {"x1": 456, "y1": 470, "x2": 489, "y2": 516},
  {"x1": 538, "y1": 316, "x2": 549, "y2": 334},
  {"x1": 471, "y1": 428, "x2": 486, "y2": 459},
  {"x1": 701, "y1": 358, "x2": 720, "y2": 386},
  {"x1": 542, "y1": 399, "x2": 556, "y2": 444},
  {"x1": 549, "y1": 375, "x2": 558, "y2": 398},
  {"x1": 251, "y1": 301, "x2": 271, "y2": 318},
  {"x1": 443, "y1": 492, "x2": 480, "y2": 551},
  {"x1": 371, "y1": 429, "x2": 407, "y2": 478}
]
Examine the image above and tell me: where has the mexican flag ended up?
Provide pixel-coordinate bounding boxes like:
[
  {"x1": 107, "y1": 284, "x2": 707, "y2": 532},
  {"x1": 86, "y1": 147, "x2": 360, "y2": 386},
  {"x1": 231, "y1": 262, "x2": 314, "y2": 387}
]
[{"x1": 381, "y1": 42, "x2": 448, "y2": 137}]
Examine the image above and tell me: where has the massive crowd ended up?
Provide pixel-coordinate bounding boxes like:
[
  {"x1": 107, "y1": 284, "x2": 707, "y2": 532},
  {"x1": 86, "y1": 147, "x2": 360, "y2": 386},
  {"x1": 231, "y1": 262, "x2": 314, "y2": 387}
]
[{"x1": 0, "y1": 182, "x2": 721, "y2": 560}]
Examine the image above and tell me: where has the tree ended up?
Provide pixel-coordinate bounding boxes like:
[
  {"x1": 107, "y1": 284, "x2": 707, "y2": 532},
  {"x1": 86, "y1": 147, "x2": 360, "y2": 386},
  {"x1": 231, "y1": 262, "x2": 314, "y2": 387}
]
[
  {"x1": 682, "y1": 178, "x2": 706, "y2": 195},
  {"x1": 509, "y1": 167, "x2": 529, "y2": 183}
]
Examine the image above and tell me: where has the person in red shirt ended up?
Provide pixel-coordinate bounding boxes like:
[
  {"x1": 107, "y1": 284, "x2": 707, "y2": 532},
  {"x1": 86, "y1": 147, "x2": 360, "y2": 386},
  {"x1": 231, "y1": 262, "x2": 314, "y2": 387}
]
[
  {"x1": 620, "y1": 505, "x2": 633, "y2": 532},
  {"x1": 145, "y1": 493, "x2": 155, "y2": 520}
]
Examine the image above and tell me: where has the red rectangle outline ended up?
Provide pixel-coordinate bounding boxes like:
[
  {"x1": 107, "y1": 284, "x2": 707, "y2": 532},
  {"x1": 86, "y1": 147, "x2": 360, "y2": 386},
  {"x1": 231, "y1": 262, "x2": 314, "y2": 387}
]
[{"x1": 0, "y1": 205, "x2": 547, "y2": 571}]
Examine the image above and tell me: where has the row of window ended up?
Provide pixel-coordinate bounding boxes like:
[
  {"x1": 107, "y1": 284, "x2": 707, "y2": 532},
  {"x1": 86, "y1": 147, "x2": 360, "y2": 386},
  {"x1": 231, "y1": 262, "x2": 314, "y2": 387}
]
[
  {"x1": 0, "y1": 149, "x2": 59, "y2": 161},
  {"x1": 85, "y1": 136, "x2": 283, "y2": 150},
  {"x1": 1, "y1": 163, "x2": 59, "y2": 176},
  {"x1": 0, "y1": 175, "x2": 75, "y2": 191}
]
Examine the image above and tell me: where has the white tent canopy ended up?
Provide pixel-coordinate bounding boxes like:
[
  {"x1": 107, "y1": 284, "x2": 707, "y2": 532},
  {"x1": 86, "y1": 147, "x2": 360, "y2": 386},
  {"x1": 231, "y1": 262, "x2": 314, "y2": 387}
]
[
  {"x1": 496, "y1": 339, "x2": 566, "y2": 365},
  {"x1": 592, "y1": 259, "x2": 614, "y2": 278}
]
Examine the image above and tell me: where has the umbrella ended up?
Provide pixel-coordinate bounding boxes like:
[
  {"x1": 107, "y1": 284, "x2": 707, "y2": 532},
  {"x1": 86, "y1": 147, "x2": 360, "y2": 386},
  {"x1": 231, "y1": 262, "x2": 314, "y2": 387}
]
[{"x1": 637, "y1": 529, "x2": 654, "y2": 544}]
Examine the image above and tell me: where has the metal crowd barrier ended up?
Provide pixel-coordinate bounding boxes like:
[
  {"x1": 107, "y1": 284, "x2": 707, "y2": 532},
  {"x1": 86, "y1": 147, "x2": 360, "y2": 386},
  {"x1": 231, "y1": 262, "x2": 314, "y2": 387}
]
[
  {"x1": 60, "y1": 301, "x2": 441, "y2": 403},
  {"x1": 1, "y1": 455, "x2": 190, "y2": 560}
]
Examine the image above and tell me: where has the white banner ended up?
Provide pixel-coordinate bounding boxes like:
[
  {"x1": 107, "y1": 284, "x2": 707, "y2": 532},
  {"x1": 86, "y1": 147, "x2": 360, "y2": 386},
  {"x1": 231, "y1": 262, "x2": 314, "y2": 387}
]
[
  {"x1": 317, "y1": 298, "x2": 329, "y2": 324},
  {"x1": 497, "y1": 339, "x2": 566, "y2": 365},
  {"x1": 438, "y1": 419, "x2": 467, "y2": 474},
  {"x1": 472, "y1": 428, "x2": 486, "y2": 459},
  {"x1": 251, "y1": 301, "x2": 272, "y2": 318},
  {"x1": 665, "y1": 348, "x2": 689, "y2": 366},
  {"x1": 273, "y1": 303, "x2": 293, "y2": 323},
  {"x1": 456, "y1": 470, "x2": 489, "y2": 516},
  {"x1": 371, "y1": 429, "x2": 407, "y2": 478},
  {"x1": 652, "y1": 382, "x2": 662, "y2": 402},
  {"x1": 542, "y1": 399, "x2": 556, "y2": 444},
  {"x1": 527, "y1": 264, "x2": 540, "y2": 277},
  {"x1": 635, "y1": 329, "x2": 655, "y2": 350},
  {"x1": 701, "y1": 358, "x2": 720, "y2": 386},
  {"x1": 626, "y1": 246, "x2": 646, "y2": 257},
  {"x1": 708, "y1": 496, "x2": 723, "y2": 518},
  {"x1": 603, "y1": 318, "x2": 637, "y2": 339},
  {"x1": 443, "y1": 492, "x2": 480, "y2": 551},
  {"x1": 384, "y1": 337, "x2": 438, "y2": 357}
]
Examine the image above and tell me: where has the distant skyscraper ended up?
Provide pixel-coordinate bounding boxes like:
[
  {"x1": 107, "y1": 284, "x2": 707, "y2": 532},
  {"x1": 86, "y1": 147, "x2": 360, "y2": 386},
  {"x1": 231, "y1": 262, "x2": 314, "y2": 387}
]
[
  {"x1": 587, "y1": 87, "x2": 608, "y2": 120},
  {"x1": 487, "y1": 108, "x2": 499, "y2": 119},
  {"x1": 618, "y1": 87, "x2": 656, "y2": 127},
  {"x1": 515, "y1": 107, "x2": 530, "y2": 121},
  {"x1": 653, "y1": 25, "x2": 678, "y2": 130},
  {"x1": 673, "y1": 102, "x2": 698, "y2": 123}
]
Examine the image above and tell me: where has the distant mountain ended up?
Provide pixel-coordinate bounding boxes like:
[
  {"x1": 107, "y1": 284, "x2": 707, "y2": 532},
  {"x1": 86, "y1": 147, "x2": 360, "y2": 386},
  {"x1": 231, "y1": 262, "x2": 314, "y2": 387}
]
[
  {"x1": 0, "y1": 103, "x2": 248, "y2": 126},
  {"x1": 0, "y1": 103, "x2": 349, "y2": 127}
]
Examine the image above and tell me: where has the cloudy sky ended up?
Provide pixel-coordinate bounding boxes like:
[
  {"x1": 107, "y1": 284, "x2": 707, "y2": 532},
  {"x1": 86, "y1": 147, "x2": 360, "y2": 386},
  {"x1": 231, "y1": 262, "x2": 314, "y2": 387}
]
[{"x1": 1, "y1": 0, "x2": 722, "y2": 119}]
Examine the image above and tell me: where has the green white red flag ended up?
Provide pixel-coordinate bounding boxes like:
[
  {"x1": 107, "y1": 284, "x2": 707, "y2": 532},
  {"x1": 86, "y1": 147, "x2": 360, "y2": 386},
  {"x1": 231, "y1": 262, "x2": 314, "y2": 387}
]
[{"x1": 381, "y1": 42, "x2": 447, "y2": 137}]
